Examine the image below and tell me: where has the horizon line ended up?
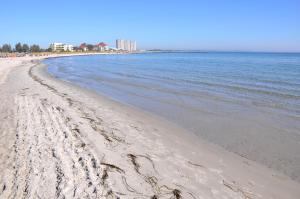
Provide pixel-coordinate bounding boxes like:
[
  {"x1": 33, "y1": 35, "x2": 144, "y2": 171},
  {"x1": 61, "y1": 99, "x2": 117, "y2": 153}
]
[{"x1": 145, "y1": 49, "x2": 300, "y2": 54}]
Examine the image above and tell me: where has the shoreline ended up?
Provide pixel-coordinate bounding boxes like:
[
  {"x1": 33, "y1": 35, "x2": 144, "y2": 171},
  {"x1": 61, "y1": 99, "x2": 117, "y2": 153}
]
[
  {"x1": 0, "y1": 55, "x2": 299, "y2": 198},
  {"x1": 44, "y1": 53, "x2": 300, "y2": 183}
]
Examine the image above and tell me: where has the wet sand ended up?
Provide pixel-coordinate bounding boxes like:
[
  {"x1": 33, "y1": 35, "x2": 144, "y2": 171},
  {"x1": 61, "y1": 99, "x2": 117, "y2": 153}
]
[{"x1": 0, "y1": 55, "x2": 299, "y2": 198}]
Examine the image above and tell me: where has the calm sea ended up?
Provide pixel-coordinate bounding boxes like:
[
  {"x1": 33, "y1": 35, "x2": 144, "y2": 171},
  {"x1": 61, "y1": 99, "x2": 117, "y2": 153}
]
[{"x1": 45, "y1": 52, "x2": 300, "y2": 180}]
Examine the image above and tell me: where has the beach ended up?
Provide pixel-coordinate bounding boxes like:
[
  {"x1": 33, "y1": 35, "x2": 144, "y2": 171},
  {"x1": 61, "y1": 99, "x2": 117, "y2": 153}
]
[
  {"x1": 0, "y1": 55, "x2": 300, "y2": 199},
  {"x1": 45, "y1": 52, "x2": 300, "y2": 182}
]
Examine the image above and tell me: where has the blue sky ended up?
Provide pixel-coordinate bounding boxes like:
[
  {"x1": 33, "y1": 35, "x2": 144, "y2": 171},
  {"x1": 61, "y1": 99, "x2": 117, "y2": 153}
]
[{"x1": 1, "y1": 0, "x2": 299, "y2": 52}]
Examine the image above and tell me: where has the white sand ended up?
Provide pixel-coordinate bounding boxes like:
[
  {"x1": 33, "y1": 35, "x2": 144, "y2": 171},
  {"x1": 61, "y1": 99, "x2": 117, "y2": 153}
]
[{"x1": 0, "y1": 55, "x2": 299, "y2": 199}]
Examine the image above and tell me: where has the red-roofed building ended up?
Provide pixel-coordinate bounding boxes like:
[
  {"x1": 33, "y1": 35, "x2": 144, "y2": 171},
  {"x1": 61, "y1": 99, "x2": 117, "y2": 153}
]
[
  {"x1": 93, "y1": 42, "x2": 108, "y2": 51},
  {"x1": 79, "y1": 43, "x2": 88, "y2": 51}
]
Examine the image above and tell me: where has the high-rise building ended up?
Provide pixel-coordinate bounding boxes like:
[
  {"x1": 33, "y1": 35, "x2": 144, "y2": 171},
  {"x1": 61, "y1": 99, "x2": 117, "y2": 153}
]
[
  {"x1": 116, "y1": 39, "x2": 137, "y2": 51},
  {"x1": 116, "y1": 40, "x2": 119, "y2": 49},
  {"x1": 124, "y1": 40, "x2": 129, "y2": 51},
  {"x1": 131, "y1": 41, "x2": 137, "y2": 51},
  {"x1": 129, "y1": 41, "x2": 133, "y2": 51},
  {"x1": 116, "y1": 39, "x2": 125, "y2": 50}
]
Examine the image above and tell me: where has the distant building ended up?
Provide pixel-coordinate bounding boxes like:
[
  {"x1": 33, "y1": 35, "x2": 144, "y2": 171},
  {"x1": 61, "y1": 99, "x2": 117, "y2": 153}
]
[
  {"x1": 50, "y1": 43, "x2": 73, "y2": 52},
  {"x1": 116, "y1": 39, "x2": 124, "y2": 50},
  {"x1": 116, "y1": 39, "x2": 137, "y2": 51},
  {"x1": 93, "y1": 42, "x2": 108, "y2": 51},
  {"x1": 124, "y1": 40, "x2": 129, "y2": 51},
  {"x1": 130, "y1": 41, "x2": 137, "y2": 51},
  {"x1": 63, "y1": 44, "x2": 73, "y2": 52},
  {"x1": 50, "y1": 43, "x2": 64, "y2": 52},
  {"x1": 79, "y1": 43, "x2": 88, "y2": 51}
]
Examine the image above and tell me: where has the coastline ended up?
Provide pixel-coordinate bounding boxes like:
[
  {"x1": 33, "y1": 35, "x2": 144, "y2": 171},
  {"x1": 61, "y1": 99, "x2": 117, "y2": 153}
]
[{"x1": 0, "y1": 55, "x2": 299, "y2": 198}]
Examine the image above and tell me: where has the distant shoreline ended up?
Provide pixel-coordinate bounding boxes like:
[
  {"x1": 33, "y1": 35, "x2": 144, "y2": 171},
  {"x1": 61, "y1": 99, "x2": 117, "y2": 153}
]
[{"x1": 0, "y1": 51, "x2": 142, "y2": 58}]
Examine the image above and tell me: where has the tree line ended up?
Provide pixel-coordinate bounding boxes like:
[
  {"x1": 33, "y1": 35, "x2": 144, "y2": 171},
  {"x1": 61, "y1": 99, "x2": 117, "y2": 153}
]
[{"x1": 0, "y1": 43, "x2": 50, "y2": 53}]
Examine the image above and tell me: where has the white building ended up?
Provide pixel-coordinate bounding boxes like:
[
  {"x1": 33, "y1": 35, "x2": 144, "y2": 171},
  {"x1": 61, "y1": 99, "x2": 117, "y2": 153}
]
[
  {"x1": 124, "y1": 40, "x2": 129, "y2": 51},
  {"x1": 63, "y1": 44, "x2": 73, "y2": 52},
  {"x1": 116, "y1": 39, "x2": 125, "y2": 50},
  {"x1": 130, "y1": 41, "x2": 137, "y2": 51},
  {"x1": 116, "y1": 39, "x2": 137, "y2": 51},
  {"x1": 50, "y1": 43, "x2": 73, "y2": 52},
  {"x1": 50, "y1": 43, "x2": 64, "y2": 52}
]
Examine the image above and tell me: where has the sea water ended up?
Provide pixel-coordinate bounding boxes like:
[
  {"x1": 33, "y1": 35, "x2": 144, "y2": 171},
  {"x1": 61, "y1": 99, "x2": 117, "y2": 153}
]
[{"x1": 45, "y1": 52, "x2": 300, "y2": 180}]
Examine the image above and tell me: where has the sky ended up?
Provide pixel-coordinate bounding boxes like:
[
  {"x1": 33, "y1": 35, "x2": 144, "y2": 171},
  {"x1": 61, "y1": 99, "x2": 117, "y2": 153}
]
[{"x1": 1, "y1": 0, "x2": 300, "y2": 52}]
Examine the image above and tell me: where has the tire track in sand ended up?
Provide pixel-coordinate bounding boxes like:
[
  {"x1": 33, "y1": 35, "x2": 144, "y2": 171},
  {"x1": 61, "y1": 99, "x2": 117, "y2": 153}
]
[
  {"x1": 1, "y1": 62, "x2": 198, "y2": 199},
  {"x1": 1, "y1": 93, "x2": 120, "y2": 199}
]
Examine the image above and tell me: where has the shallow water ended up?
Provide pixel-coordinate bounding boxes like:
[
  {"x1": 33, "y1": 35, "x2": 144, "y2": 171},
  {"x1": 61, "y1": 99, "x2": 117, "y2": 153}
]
[{"x1": 45, "y1": 52, "x2": 300, "y2": 181}]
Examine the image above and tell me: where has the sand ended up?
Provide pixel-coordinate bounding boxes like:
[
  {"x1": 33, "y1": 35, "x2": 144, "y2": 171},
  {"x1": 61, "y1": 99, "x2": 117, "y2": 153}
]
[{"x1": 0, "y1": 55, "x2": 299, "y2": 199}]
